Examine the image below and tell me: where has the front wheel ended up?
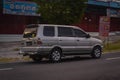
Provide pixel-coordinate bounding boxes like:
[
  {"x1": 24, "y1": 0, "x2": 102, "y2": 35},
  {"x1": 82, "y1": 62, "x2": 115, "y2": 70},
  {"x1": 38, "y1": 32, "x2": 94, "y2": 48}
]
[
  {"x1": 50, "y1": 49, "x2": 62, "y2": 62},
  {"x1": 91, "y1": 47, "x2": 102, "y2": 59}
]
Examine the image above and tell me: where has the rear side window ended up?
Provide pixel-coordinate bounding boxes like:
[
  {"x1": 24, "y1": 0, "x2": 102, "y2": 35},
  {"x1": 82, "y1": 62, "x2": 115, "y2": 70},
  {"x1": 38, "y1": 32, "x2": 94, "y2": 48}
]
[
  {"x1": 23, "y1": 27, "x2": 37, "y2": 38},
  {"x1": 58, "y1": 27, "x2": 74, "y2": 37},
  {"x1": 43, "y1": 26, "x2": 55, "y2": 37}
]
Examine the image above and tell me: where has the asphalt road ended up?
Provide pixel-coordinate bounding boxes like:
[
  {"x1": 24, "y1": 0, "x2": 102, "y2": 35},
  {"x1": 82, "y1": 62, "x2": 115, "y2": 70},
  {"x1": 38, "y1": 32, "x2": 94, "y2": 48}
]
[{"x1": 0, "y1": 52, "x2": 120, "y2": 80}]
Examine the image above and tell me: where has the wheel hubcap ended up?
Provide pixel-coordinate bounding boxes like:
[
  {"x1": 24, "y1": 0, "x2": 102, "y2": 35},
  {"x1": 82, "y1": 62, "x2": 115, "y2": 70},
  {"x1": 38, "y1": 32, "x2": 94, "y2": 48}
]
[
  {"x1": 52, "y1": 51, "x2": 61, "y2": 61},
  {"x1": 94, "y1": 48, "x2": 101, "y2": 57}
]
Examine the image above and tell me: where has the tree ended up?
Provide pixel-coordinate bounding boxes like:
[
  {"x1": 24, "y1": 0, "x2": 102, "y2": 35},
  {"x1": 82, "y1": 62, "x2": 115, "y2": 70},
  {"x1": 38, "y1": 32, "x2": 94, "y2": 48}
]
[{"x1": 32, "y1": 0, "x2": 87, "y2": 25}]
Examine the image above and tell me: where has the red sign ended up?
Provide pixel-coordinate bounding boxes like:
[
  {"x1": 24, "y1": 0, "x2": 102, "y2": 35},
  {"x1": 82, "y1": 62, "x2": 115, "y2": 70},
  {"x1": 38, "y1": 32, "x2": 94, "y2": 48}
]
[{"x1": 99, "y1": 16, "x2": 110, "y2": 37}]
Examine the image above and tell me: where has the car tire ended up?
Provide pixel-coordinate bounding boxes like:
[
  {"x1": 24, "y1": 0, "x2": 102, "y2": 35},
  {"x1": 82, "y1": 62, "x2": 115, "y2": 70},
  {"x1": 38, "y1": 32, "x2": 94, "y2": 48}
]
[
  {"x1": 50, "y1": 49, "x2": 62, "y2": 62},
  {"x1": 91, "y1": 46, "x2": 102, "y2": 59}
]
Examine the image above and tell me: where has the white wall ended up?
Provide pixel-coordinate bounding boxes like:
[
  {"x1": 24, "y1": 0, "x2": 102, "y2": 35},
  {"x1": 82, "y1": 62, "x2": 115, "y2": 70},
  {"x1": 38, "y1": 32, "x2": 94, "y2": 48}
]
[
  {"x1": 88, "y1": 32, "x2": 116, "y2": 37},
  {"x1": 0, "y1": 34, "x2": 23, "y2": 42}
]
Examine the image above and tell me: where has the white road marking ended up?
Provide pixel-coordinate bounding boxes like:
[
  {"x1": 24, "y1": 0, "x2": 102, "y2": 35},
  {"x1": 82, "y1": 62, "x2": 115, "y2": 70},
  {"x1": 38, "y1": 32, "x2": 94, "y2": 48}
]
[
  {"x1": 0, "y1": 68, "x2": 13, "y2": 71},
  {"x1": 106, "y1": 57, "x2": 120, "y2": 60}
]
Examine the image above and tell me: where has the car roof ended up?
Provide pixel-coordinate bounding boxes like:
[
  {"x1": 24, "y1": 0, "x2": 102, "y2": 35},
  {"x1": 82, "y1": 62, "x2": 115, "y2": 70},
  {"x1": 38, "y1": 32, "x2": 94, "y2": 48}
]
[
  {"x1": 26, "y1": 24, "x2": 83, "y2": 30},
  {"x1": 39, "y1": 24, "x2": 81, "y2": 29}
]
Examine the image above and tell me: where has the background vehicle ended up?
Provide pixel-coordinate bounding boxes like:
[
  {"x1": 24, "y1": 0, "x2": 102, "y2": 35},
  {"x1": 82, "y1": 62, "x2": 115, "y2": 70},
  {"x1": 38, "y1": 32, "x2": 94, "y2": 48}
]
[{"x1": 19, "y1": 24, "x2": 103, "y2": 62}]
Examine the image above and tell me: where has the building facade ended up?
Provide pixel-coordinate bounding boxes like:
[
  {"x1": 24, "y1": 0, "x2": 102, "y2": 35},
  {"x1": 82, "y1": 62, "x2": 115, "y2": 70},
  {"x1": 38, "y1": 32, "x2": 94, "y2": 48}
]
[
  {"x1": 0, "y1": 0, "x2": 39, "y2": 41},
  {"x1": 0, "y1": 0, "x2": 120, "y2": 41},
  {"x1": 78, "y1": 0, "x2": 120, "y2": 36}
]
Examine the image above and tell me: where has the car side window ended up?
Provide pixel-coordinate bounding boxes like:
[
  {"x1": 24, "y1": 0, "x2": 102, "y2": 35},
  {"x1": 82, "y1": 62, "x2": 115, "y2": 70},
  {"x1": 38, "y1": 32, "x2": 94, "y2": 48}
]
[
  {"x1": 74, "y1": 29, "x2": 87, "y2": 37},
  {"x1": 43, "y1": 26, "x2": 55, "y2": 37},
  {"x1": 58, "y1": 27, "x2": 74, "y2": 37}
]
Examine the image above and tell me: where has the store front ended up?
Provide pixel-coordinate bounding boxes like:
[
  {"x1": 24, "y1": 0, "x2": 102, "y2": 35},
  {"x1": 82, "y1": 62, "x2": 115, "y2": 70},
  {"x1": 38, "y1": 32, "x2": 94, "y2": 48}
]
[{"x1": 78, "y1": 0, "x2": 120, "y2": 36}]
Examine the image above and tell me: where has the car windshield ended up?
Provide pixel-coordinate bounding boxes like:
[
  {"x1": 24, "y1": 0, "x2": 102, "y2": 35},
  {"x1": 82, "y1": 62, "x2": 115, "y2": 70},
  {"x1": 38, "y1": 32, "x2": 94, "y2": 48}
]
[{"x1": 23, "y1": 27, "x2": 37, "y2": 38}]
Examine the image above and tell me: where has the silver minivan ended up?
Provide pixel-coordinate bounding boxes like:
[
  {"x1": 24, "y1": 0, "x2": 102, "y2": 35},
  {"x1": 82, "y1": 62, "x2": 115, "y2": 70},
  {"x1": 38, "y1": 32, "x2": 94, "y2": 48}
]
[{"x1": 20, "y1": 24, "x2": 103, "y2": 62}]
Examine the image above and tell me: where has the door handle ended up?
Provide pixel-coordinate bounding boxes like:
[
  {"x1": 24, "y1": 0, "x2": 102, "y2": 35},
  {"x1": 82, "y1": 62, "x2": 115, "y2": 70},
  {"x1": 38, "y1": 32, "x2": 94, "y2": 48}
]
[
  {"x1": 77, "y1": 40, "x2": 79, "y2": 41},
  {"x1": 59, "y1": 40, "x2": 62, "y2": 41}
]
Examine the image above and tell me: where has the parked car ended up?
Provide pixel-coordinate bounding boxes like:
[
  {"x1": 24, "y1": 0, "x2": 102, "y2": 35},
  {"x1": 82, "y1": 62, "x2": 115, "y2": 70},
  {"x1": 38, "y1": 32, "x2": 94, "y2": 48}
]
[{"x1": 19, "y1": 24, "x2": 103, "y2": 62}]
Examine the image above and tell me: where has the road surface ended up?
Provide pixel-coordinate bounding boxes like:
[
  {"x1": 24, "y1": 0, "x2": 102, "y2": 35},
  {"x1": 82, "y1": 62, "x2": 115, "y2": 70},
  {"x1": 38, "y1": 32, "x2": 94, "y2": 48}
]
[{"x1": 0, "y1": 52, "x2": 120, "y2": 80}]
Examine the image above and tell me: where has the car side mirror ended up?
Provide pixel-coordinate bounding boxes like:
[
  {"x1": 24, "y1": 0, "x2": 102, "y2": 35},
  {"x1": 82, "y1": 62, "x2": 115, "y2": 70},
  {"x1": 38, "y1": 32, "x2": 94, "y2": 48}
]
[{"x1": 86, "y1": 34, "x2": 91, "y2": 38}]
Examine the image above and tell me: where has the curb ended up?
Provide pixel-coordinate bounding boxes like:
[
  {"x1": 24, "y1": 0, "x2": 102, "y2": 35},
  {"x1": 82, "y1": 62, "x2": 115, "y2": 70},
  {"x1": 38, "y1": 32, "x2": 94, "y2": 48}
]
[{"x1": 0, "y1": 57, "x2": 31, "y2": 64}]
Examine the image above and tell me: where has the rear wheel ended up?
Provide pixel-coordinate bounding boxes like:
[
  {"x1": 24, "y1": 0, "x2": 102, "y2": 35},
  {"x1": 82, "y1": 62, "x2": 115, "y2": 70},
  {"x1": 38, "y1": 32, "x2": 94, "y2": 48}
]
[
  {"x1": 50, "y1": 49, "x2": 62, "y2": 62},
  {"x1": 30, "y1": 55, "x2": 42, "y2": 62},
  {"x1": 91, "y1": 47, "x2": 102, "y2": 59}
]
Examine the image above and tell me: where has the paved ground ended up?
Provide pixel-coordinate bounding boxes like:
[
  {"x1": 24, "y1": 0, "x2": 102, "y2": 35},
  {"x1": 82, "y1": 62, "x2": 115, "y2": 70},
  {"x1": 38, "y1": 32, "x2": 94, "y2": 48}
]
[
  {"x1": 0, "y1": 52, "x2": 120, "y2": 80},
  {"x1": 0, "y1": 36, "x2": 120, "y2": 80}
]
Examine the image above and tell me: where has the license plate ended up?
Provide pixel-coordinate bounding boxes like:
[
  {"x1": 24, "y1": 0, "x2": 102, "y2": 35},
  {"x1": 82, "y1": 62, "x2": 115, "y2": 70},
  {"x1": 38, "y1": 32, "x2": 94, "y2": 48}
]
[{"x1": 26, "y1": 42, "x2": 32, "y2": 46}]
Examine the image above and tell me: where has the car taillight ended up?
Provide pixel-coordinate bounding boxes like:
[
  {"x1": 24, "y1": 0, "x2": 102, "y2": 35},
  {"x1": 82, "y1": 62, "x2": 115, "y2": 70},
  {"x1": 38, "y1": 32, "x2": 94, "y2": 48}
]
[{"x1": 37, "y1": 38, "x2": 42, "y2": 45}]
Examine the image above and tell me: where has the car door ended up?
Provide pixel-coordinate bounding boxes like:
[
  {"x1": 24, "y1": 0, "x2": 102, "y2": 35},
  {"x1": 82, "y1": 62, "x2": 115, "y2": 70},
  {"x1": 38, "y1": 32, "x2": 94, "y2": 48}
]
[
  {"x1": 41, "y1": 26, "x2": 59, "y2": 52},
  {"x1": 58, "y1": 27, "x2": 76, "y2": 54},
  {"x1": 73, "y1": 29, "x2": 92, "y2": 54}
]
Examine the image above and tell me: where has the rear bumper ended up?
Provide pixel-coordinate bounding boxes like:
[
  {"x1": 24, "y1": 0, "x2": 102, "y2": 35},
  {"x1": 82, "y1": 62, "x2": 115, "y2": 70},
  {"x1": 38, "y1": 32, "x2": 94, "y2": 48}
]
[
  {"x1": 19, "y1": 47, "x2": 41, "y2": 55},
  {"x1": 19, "y1": 47, "x2": 50, "y2": 56}
]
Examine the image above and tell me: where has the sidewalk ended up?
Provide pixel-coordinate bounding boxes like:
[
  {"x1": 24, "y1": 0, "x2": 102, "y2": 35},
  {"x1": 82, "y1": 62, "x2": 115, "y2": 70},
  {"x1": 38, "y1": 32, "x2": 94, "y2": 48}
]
[{"x1": 0, "y1": 42, "x2": 22, "y2": 58}]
